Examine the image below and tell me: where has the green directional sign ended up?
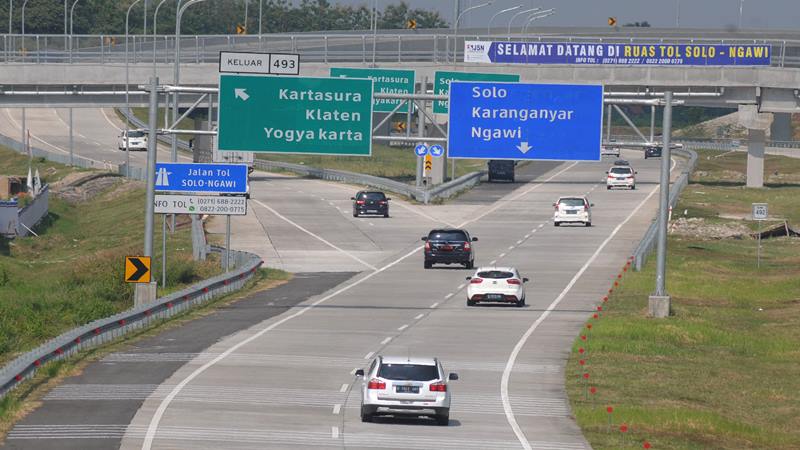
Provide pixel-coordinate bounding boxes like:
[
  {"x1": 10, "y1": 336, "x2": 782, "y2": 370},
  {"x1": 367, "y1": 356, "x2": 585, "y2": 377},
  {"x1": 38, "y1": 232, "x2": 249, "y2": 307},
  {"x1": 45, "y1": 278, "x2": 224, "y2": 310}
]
[
  {"x1": 217, "y1": 74, "x2": 373, "y2": 155},
  {"x1": 330, "y1": 67, "x2": 415, "y2": 113},
  {"x1": 433, "y1": 71, "x2": 520, "y2": 114}
]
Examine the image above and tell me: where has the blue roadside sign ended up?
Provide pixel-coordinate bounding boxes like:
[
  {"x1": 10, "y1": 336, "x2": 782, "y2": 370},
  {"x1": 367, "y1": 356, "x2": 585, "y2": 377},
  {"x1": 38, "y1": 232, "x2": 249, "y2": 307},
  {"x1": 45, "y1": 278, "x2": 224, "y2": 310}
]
[
  {"x1": 429, "y1": 145, "x2": 445, "y2": 157},
  {"x1": 447, "y1": 82, "x2": 603, "y2": 161},
  {"x1": 154, "y1": 162, "x2": 249, "y2": 194},
  {"x1": 414, "y1": 144, "x2": 428, "y2": 156}
]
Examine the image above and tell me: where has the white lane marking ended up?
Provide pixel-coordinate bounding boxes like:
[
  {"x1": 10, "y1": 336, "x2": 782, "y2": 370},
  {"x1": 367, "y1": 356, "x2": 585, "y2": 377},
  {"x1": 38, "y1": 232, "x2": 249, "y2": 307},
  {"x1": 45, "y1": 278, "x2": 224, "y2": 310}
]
[
  {"x1": 331, "y1": 426, "x2": 339, "y2": 439},
  {"x1": 252, "y1": 199, "x2": 377, "y2": 271},
  {"x1": 391, "y1": 200, "x2": 458, "y2": 227},
  {"x1": 397, "y1": 324, "x2": 409, "y2": 331},
  {"x1": 429, "y1": 302, "x2": 439, "y2": 309},
  {"x1": 414, "y1": 313, "x2": 424, "y2": 320},
  {"x1": 332, "y1": 404, "x2": 341, "y2": 415},
  {"x1": 339, "y1": 384, "x2": 348, "y2": 393},
  {"x1": 508, "y1": 246, "x2": 514, "y2": 250},
  {"x1": 364, "y1": 351, "x2": 374, "y2": 360},
  {"x1": 368, "y1": 222, "x2": 374, "y2": 226},
  {"x1": 444, "y1": 293, "x2": 454, "y2": 300},
  {"x1": 524, "y1": 234, "x2": 530, "y2": 239},
  {"x1": 100, "y1": 108, "x2": 124, "y2": 132},
  {"x1": 51, "y1": 110, "x2": 86, "y2": 138},
  {"x1": 380, "y1": 337, "x2": 392, "y2": 345},
  {"x1": 501, "y1": 179, "x2": 662, "y2": 450},
  {"x1": 499, "y1": 253, "x2": 506, "y2": 258},
  {"x1": 141, "y1": 243, "x2": 424, "y2": 450},
  {"x1": 538, "y1": 224, "x2": 545, "y2": 228},
  {"x1": 457, "y1": 283, "x2": 466, "y2": 290},
  {"x1": 489, "y1": 260, "x2": 497, "y2": 265},
  {"x1": 516, "y1": 240, "x2": 523, "y2": 245}
]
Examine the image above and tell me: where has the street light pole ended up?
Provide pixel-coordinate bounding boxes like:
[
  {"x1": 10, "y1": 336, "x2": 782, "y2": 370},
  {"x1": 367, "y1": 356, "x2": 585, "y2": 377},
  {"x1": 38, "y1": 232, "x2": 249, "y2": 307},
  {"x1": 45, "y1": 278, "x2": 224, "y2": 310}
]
[
  {"x1": 738, "y1": 0, "x2": 744, "y2": 29},
  {"x1": 8, "y1": 0, "x2": 11, "y2": 34},
  {"x1": 675, "y1": 0, "x2": 680, "y2": 27},
  {"x1": 649, "y1": 91, "x2": 673, "y2": 318},
  {"x1": 152, "y1": 0, "x2": 173, "y2": 74},
  {"x1": 69, "y1": 0, "x2": 78, "y2": 35},
  {"x1": 371, "y1": 0, "x2": 377, "y2": 66},
  {"x1": 522, "y1": 9, "x2": 555, "y2": 34},
  {"x1": 21, "y1": 0, "x2": 28, "y2": 36},
  {"x1": 174, "y1": 0, "x2": 207, "y2": 163},
  {"x1": 454, "y1": 1, "x2": 492, "y2": 62},
  {"x1": 506, "y1": 7, "x2": 539, "y2": 36},
  {"x1": 258, "y1": 0, "x2": 262, "y2": 37},
  {"x1": 488, "y1": 4, "x2": 520, "y2": 35},
  {"x1": 125, "y1": 0, "x2": 144, "y2": 178}
]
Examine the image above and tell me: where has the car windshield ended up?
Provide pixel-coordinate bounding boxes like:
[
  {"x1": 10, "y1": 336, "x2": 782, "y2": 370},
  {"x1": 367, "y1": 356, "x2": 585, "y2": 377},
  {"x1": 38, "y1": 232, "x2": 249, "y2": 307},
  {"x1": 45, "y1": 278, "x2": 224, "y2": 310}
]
[
  {"x1": 477, "y1": 270, "x2": 514, "y2": 279},
  {"x1": 610, "y1": 167, "x2": 632, "y2": 175},
  {"x1": 558, "y1": 198, "x2": 585, "y2": 207},
  {"x1": 378, "y1": 363, "x2": 439, "y2": 381},
  {"x1": 360, "y1": 192, "x2": 386, "y2": 201},
  {"x1": 429, "y1": 231, "x2": 467, "y2": 241},
  {"x1": 128, "y1": 131, "x2": 146, "y2": 138}
]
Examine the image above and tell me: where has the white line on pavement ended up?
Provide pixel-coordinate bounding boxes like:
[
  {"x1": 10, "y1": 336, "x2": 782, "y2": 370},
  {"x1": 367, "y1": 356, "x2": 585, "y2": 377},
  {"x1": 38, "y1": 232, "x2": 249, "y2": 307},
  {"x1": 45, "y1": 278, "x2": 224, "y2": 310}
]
[
  {"x1": 100, "y1": 108, "x2": 124, "y2": 132},
  {"x1": 516, "y1": 240, "x2": 523, "y2": 245},
  {"x1": 380, "y1": 337, "x2": 392, "y2": 345},
  {"x1": 524, "y1": 234, "x2": 530, "y2": 239},
  {"x1": 332, "y1": 404, "x2": 341, "y2": 415},
  {"x1": 397, "y1": 324, "x2": 409, "y2": 331},
  {"x1": 414, "y1": 314, "x2": 424, "y2": 320},
  {"x1": 363, "y1": 352, "x2": 374, "y2": 360},
  {"x1": 429, "y1": 302, "x2": 439, "y2": 309},
  {"x1": 252, "y1": 199, "x2": 377, "y2": 271},
  {"x1": 489, "y1": 260, "x2": 496, "y2": 265},
  {"x1": 499, "y1": 253, "x2": 506, "y2": 258},
  {"x1": 501, "y1": 179, "x2": 663, "y2": 450},
  {"x1": 457, "y1": 283, "x2": 466, "y2": 289},
  {"x1": 339, "y1": 384, "x2": 348, "y2": 393},
  {"x1": 444, "y1": 293, "x2": 453, "y2": 299},
  {"x1": 331, "y1": 426, "x2": 339, "y2": 439},
  {"x1": 508, "y1": 246, "x2": 514, "y2": 250},
  {"x1": 538, "y1": 223, "x2": 545, "y2": 228}
]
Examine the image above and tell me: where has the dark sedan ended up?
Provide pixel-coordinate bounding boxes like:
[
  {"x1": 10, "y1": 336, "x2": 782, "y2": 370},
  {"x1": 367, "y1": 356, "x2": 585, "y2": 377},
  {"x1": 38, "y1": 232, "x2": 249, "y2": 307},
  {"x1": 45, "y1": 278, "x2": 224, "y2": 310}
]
[{"x1": 352, "y1": 191, "x2": 390, "y2": 217}]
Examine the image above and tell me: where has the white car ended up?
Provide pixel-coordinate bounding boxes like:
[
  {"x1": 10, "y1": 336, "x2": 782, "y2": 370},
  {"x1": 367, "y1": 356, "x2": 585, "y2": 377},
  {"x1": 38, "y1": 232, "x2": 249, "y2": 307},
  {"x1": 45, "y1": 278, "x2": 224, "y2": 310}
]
[
  {"x1": 466, "y1": 267, "x2": 528, "y2": 307},
  {"x1": 118, "y1": 129, "x2": 148, "y2": 151},
  {"x1": 554, "y1": 196, "x2": 593, "y2": 227},
  {"x1": 601, "y1": 145, "x2": 620, "y2": 157},
  {"x1": 356, "y1": 355, "x2": 458, "y2": 426},
  {"x1": 606, "y1": 165, "x2": 637, "y2": 190}
]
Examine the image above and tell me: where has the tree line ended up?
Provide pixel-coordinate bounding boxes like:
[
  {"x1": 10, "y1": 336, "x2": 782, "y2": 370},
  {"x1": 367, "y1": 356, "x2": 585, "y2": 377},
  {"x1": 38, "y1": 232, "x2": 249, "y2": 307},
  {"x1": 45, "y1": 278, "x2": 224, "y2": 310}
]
[{"x1": 0, "y1": 0, "x2": 448, "y2": 35}]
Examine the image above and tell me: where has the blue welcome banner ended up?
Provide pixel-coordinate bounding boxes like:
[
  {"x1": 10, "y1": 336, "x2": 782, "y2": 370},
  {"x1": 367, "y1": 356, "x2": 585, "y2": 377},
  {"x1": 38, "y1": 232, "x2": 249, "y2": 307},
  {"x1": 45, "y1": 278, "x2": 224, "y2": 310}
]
[{"x1": 464, "y1": 41, "x2": 771, "y2": 66}]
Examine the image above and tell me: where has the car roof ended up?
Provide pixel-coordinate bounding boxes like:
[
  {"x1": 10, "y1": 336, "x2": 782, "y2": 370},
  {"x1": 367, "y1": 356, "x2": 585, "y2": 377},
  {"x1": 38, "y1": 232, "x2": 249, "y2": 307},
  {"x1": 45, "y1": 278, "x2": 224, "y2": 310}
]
[
  {"x1": 380, "y1": 355, "x2": 437, "y2": 366},
  {"x1": 557, "y1": 196, "x2": 588, "y2": 201},
  {"x1": 475, "y1": 266, "x2": 516, "y2": 273},
  {"x1": 429, "y1": 228, "x2": 467, "y2": 233}
]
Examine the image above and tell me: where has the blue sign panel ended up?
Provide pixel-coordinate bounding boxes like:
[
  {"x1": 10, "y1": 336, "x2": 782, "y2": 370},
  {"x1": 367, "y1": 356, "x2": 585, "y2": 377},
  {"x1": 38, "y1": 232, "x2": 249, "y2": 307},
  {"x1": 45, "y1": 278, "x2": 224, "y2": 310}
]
[
  {"x1": 464, "y1": 41, "x2": 771, "y2": 66},
  {"x1": 154, "y1": 163, "x2": 249, "y2": 194},
  {"x1": 414, "y1": 144, "x2": 428, "y2": 156},
  {"x1": 448, "y1": 82, "x2": 603, "y2": 161},
  {"x1": 429, "y1": 145, "x2": 445, "y2": 157}
]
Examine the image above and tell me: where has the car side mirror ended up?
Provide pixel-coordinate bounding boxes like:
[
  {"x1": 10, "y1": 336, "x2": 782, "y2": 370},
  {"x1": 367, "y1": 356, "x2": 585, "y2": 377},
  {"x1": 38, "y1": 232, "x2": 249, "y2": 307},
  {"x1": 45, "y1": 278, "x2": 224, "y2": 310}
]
[
  {"x1": 386, "y1": 198, "x2": 392, "y2": 201},
  {"x1": 605, "y1": 171, "x2": 609, "y2": 174},
  {"x1": 421, "y1": 237, "x2": 428, "y2": 241},
  {"x1": 590, "y1": 203, "x2": 595, "y2": 207},
  {"x1": 448, "y1": 373, "x2": 459, "y2": 381},
  {"x1": 635, "y1": 171, "x2": 638, "y2": 174},
  {"x1": 350, "y1": 197, "x2": 355, "y2": 200},
  {"x1": 523, "y1": 277, "x2": 529, "y2": 283},
  {"x1": 552, "y1": 203, "x2": 557, "y2": 207},
  {"x1": 465, "y1": 276, "x2": 472, "y2": 281},
  {"x1": 471, "y1": 237, "x2": 478, "y2": 242},
  {"x1": 355, "y1": 369, "x2": 365, "y2": 377}
]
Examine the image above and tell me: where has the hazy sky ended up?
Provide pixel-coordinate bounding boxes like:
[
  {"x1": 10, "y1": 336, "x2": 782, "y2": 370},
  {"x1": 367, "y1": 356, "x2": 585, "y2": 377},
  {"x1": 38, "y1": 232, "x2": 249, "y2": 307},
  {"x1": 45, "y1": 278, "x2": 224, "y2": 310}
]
[{"x1": 329, "y1": 0, "x2": 796, "y2": 30}]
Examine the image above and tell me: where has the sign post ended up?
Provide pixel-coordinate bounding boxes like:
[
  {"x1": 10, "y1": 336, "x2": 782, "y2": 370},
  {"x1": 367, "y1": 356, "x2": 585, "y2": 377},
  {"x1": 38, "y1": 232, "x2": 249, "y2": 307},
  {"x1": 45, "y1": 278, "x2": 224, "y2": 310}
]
[
  {"x1": 217, "y1": 75, "x2": 373, "y2": 155},
  {"x1": 447, "y1": 81, "x2": 604, "y2": 161},
  {"x1": 752, "y1": 203, "x2": 768, "y2": 268}
]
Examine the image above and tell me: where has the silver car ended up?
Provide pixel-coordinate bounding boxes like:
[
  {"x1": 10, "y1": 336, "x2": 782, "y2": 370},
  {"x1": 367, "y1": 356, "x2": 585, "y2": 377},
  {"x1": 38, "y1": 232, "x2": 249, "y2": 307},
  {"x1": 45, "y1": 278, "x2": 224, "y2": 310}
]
[{"x1": 355, "y1": 355, "x2": 458, "y2": 425}]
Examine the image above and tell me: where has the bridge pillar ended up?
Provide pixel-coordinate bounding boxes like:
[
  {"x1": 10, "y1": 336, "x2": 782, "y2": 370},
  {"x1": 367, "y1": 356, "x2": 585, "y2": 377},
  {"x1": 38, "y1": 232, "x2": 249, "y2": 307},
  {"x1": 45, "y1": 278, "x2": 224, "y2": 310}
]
[
  {"x1": 770, "y1": 112, "x2": 793, "y2": 141},
  {"x1": 737, "y1": 105, "x2": 772, "y2": 188}
]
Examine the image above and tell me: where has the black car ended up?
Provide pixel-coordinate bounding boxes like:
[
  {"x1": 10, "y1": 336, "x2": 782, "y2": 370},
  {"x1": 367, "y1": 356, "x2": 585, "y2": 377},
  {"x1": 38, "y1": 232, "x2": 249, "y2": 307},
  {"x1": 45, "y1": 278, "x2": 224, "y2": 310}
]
[
  {"x1": 488, "y1": 160, "x2": 515, "y2": 182},
  {"x1": 644, "y1": 146, "x2": 662, "y2": 159},
  {"x1": 352, "y1": 191, "x2": 390, "y2": 217},
  {"x1": 422, "y1": 229, "x2": 477, "y2": 269}
]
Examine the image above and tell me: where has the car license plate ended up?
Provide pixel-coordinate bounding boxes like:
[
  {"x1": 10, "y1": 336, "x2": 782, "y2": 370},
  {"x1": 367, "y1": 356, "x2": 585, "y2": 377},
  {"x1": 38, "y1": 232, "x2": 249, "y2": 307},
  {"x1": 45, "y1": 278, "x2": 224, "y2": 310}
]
[
  {"x1": 396, "y1": 386, "x2": 419, "y2": 394},
  {"x1": 441, "y1": 245, "x2": 452, "y2": 251},
  {"x1": 567, "y1": 210, "x2": 577, "y2": 214},
  {"x1": 617, "y1": 177, "x2": 626, "y2": 181},
  {"x1": 367, "y1": 209, "x2": 378, "y2": 213},
  {"x1": 487, "y1": 294, "x2": 503, "y2": 300}
]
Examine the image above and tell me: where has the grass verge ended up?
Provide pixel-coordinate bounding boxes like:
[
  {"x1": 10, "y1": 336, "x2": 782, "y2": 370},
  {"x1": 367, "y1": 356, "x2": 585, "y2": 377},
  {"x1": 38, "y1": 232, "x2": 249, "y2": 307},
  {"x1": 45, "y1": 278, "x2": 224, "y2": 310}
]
[{"x1": 566, "y1": 149, "x2": 800, "y2": 449}]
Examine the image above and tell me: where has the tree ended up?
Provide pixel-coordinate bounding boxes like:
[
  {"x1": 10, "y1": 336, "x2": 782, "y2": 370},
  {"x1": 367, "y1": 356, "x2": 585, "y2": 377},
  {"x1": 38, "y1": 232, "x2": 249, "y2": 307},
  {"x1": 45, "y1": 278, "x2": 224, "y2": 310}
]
[{"x1": 379, "y1": 1, "x2": 447, "y2": 29}]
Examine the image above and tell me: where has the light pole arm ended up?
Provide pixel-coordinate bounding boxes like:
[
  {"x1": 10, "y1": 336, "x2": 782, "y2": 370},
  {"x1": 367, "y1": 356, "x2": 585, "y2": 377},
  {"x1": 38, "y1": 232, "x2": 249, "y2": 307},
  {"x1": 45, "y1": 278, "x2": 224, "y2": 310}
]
[
  {"x1": 506, "y1": 7, "x2": 538, "y2": 35},
  {"x1": 523, "y1": 9, "x2": 555, "y2": 34},
  {"x1": 21, "y1": 0, "x2": 29, "y2": 35},
  {"x1": 488, "y1": 4, "x2": 520, "y2": 35},
  {"x1": 455, "y1": 0, "x2": 492, "y2": 32},
  {"x1": 69, "y1": 0, "x2": 79, "y2": 35}
]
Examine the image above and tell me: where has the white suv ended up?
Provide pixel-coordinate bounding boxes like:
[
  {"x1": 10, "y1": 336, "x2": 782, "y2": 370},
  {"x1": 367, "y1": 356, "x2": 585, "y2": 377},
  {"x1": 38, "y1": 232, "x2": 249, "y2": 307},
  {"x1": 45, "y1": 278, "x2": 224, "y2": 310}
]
[
  {"x1": 554, "y1": 196, "x2": 593, "y2": 227},
  {"x1": 118, "y1": 129, "x2": 148, "y2": 151},
  {"x1": 466, "y1": 267, "x2": 528, "y2": 307},
  {"x1": 356, "y1": 356, "x2": 458, "y2": 426},
  {"x1": 606, "y1": 165, "x2": 636, "y2": 190}
]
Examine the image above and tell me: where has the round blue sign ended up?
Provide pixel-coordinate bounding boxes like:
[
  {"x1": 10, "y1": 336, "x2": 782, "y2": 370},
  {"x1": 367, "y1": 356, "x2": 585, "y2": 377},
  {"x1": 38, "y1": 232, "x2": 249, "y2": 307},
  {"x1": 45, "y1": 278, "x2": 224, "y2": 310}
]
[
  {"x1": 414, "y1": 144, "x2": 428, "y2": 156},
  {"x1": 429, "y1": 145, "x2": 444, "y2": 157}
]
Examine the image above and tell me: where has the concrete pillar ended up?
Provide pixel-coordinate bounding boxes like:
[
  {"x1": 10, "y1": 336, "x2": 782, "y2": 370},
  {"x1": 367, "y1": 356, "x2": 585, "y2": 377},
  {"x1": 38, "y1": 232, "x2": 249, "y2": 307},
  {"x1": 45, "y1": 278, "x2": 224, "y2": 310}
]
[
  {"x1": 134, "y1": 282, "x2": 158, "y2": 307},
  {"x1": 431, "y1": 155, "x2": 444, "y2": 185},
  {"x1": 747, "y1": 128, "x2": 766, "y2": 188},
  {"x1": 770, "y1": 112, "x2": 792, "y2": 142}
]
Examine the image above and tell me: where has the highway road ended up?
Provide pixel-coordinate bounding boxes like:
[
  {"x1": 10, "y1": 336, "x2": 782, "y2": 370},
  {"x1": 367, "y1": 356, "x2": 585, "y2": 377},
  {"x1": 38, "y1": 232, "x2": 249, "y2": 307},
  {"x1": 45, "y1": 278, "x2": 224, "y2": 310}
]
[{"x1": 4, "y1": 141, "x2": 675, "y2": 449}]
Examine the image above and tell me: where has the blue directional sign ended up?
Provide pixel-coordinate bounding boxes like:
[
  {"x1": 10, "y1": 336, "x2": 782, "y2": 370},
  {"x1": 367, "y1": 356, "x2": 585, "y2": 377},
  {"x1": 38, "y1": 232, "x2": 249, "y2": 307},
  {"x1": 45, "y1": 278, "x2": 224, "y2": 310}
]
[
  {"x1": 414, "y1": 144, "x2": 428, "y2": 156},
  {"x1": 154, "y1": 162, "x2": 249, "y2": 194},
  {"x1": 447, "y1": 82, "x2": 603, "y2": 161},
  {"x1": 429, "y1": 145, "x2": 444, "y2": 157}
]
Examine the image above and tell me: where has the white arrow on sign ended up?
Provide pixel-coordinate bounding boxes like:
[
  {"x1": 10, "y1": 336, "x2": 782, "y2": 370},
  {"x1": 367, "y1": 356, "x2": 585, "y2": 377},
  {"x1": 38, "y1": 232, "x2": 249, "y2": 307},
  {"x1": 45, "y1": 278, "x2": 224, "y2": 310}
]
[
  {"x1": 516, "y1": 141, "x2": 532, "y2": 154},
  {"x1": 235, "y1": 88, "x2": 250, "y2": 101}
]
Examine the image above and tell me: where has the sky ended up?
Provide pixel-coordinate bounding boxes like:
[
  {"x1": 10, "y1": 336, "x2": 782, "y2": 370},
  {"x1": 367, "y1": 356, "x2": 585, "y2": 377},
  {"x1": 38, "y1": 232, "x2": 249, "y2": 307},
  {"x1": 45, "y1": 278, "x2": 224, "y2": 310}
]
[{"x1": 330, "y1": 0, "x2": 796, "y2": 30}]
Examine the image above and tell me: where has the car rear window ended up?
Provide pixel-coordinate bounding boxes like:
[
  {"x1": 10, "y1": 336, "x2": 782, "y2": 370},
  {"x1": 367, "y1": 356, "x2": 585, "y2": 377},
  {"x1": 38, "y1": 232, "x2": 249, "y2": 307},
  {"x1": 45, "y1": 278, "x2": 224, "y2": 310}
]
[
  {"x1": 378, "y1": 363, "x2": 439, "y2": 381},
  {"x1": 610, "y1": 167, "x2": 632, "y2": 175},
  {"x1": 558, "y1": 198, "x2": 585, "y2": 207},
  {"x1": 360, "y1": 192, "x2": 386, "y2": 201},
  {"x1": 477, "y1": 270, "x2": 514, "y2": 279},
  {"x1": 429, "y1": 231, "x2": 467, "y2": 241},
  {"x1": 128, "y1": 131, "x2": 146, "y2": 138}
]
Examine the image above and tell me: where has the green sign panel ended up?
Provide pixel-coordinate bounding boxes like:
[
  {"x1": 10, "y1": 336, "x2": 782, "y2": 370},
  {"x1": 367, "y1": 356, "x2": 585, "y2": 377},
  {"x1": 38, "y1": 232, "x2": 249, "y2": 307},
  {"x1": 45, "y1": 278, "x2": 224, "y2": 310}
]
[
  {"x1": 330, "y1": 67, "x2": 415, "y2": 113},
  {"x1": 433, "y1": 71, "x2": 520, "y2": 114},
  {"x1": 218, "y1": 74, "x2": 373, "y2": 155}
]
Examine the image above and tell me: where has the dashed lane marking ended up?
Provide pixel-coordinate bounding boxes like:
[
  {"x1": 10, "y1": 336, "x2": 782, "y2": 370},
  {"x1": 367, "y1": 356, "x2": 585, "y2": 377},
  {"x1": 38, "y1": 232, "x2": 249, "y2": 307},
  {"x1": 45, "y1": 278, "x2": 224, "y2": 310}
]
[{"x1": 397, "y1": 324, "x2": 409, "y2": 331}]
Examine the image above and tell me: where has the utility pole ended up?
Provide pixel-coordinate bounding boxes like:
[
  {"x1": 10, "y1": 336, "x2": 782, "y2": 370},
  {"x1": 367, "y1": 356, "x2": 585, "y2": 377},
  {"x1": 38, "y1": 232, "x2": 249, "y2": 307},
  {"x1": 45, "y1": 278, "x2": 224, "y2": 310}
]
[{"x1": 649, "y1": 91, "x2": 672, "y2": 318}]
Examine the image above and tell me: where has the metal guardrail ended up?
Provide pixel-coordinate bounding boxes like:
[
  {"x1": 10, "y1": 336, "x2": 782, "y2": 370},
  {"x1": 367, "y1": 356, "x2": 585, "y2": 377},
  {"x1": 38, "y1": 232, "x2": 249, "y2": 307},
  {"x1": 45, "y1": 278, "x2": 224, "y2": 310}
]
[
  {"x1": 117, "y1": 107, "x2": 487, "y2": 204},
  {"x1": 0, "y1": 248, "x2": 262, "y2": 399},
  {"x1": 3, "y1": 33, "x2": 800, "y2": 68},
  {"x1": 631, "y1": 148, "x2": 698, "y2": 271}
]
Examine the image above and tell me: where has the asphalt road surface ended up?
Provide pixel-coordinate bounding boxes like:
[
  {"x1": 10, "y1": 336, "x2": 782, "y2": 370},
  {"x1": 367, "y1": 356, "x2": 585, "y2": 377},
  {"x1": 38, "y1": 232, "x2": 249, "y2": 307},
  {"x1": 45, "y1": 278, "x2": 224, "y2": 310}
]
[{"x1": 3, "y1": 146, "x2": 676, "y2": 449}]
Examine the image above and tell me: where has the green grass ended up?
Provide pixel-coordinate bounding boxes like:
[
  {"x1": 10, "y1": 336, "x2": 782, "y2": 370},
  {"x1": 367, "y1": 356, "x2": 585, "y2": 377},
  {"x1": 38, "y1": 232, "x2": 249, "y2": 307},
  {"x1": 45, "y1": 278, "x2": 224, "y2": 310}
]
[
  {"x1": 0, "y1": 146, "x2": 222, "y2": 366},
  {"x1": 566, "y1": 149, "x2": 800, "y2": 449}
]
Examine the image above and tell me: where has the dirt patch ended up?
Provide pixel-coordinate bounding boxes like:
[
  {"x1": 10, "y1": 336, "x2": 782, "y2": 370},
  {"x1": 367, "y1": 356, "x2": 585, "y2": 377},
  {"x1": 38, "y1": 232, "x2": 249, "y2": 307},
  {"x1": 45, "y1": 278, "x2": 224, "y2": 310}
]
[
  {"x1": 51, "y1": 175, "x2": 129, "y2": 204},
  {"x1": 669, "y1": 217, "x2": 753, "y2": 239}
]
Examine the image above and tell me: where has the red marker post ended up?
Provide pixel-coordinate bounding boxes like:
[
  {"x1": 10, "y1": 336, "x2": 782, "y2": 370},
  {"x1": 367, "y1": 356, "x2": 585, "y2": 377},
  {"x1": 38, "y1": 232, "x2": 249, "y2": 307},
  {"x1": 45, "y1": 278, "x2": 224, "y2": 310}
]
[
  {"x1": 606, "y1": 406, "x2": 614, "y2": 431},
  {"x1": 643, "y1": 442, "x2": 652, "y2": 449},
  {"x1": 620, "y1": 423, "x2": 629, "y2": 446}
]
